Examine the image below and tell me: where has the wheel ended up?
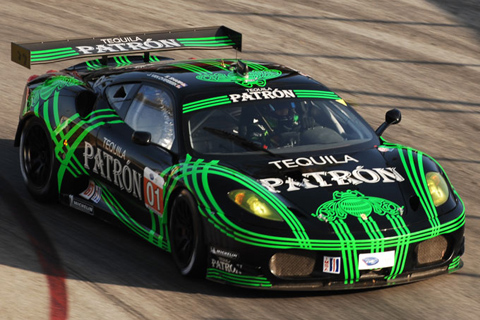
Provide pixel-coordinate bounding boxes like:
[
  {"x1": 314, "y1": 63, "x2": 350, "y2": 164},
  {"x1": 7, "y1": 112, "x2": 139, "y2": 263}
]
[
  {"x1": 19, "y1": 117, "x2": 58, "y2": 202},
  {"x1": 169, "y1": 190, "x2": 207, "y2": 277}
]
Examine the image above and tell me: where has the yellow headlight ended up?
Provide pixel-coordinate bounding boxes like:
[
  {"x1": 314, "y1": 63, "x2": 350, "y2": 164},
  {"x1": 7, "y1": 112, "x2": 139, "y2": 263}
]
[
  {"x1": 228, "y1": 190, "x2": 283, "y2": 221},
  {"x1": 426, "y1": 172, "x2": 449, "y2": 207}
]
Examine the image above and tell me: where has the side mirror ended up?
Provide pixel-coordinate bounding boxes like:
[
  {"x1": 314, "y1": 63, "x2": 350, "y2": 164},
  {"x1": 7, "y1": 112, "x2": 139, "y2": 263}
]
[
  {"x1": 375, "y1": 108, "x2": 401, "y2": 136},
  {"x1": 132, "y1": 131, "x2": 151, "y2": 146},
  {"x1": 75, "y1": 90, "x2": 97, "y2": 119}
]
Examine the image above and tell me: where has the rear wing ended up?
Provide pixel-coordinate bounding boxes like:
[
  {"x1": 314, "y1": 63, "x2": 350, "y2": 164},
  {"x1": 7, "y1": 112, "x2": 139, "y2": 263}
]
[{"x1": 11, "y1": 26, "x2": 242, "y2": 69}]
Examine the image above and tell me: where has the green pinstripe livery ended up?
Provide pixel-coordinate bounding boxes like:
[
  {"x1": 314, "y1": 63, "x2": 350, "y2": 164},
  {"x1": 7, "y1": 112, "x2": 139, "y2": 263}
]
[
  {"x1": 27, "y1": 76, "x2": 124, "y2": 191},
  {"x1": 176, "y1": 36, "x2": 236, "y2": 47},
  {"x1": 206, "y1": 268, "x2": 272, "y2": 287},
  {"x1": 31, "y1": 47, "x2": 79, "y2": 62},
  {"x1": 26, "y1": 75, "x2": 464, "y2": 286},
  {"x1": 158, "y1": 150, "x2": 463, "y2": 284}
]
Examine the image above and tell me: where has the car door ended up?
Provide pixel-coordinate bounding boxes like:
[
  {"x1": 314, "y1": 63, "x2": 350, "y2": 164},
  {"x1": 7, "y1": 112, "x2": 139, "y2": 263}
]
[{"x1": 92, "y1": 82, "x2": 177, "y2": 243}]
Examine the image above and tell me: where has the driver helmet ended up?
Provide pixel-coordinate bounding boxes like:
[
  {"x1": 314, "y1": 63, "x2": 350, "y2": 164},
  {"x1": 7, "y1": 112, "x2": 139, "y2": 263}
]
[{"x1": 266, "y1": 101, "x2": 298, "y2": 132}]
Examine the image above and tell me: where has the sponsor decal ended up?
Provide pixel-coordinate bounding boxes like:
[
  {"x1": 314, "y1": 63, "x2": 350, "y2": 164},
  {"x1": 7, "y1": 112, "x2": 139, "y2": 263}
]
[
  {"x1": 76, "y1": 37, "x2": 181, "y2": 55},
  {"x1": 358, "y1": 251, "x2": 396, "y2": 270},
  {"x1": 83, "y1": 141, "x2": 142, "y2": 200},
  {"x1": 103, "y1": 137, "x2": 126, "y2": 160},
  {"x1": 268, "y1": 155, "x2": 358, "y2": 169},
  {"x1": 260, "y1": 166, "x2": 405, "y2": 193},
  {"x1": 210, "y1": 257, "x2": 242, "y2": 274},
  {"x1": 323, "y1": 256, "x2": 341, "y2": 274},
  {"x1": 210, "y1": 246, "x2": 239, "y2": 260},
  {"x1": 182, "y1": 88, "x2": 342, "y2": 113},
  {"x1": 79, "y1": 180, "x2": 96, "y2": 199},
  {"x1": 377, "y1": 147, "x2": 394, "y2": 153},
  {"x1": 79, "y1": 180, "x2": 102, "y2": 204},
  {"x1": 312, "y1": 190, "x2": 404, "y2": 222},
  {"x1": 143, "y1": 167, "x2": 165, "y2": 215},
  {"x1": 91, "y1": 186, "x2": 102, "y2": 203},
  {"x1": 363, "y1": 257, "x2": 379, "y2": 266},
  {"x1": 229, "y1": 87, "x2": 294, "y2": 101},
  {"x1": 147, "y1": 73, "x2": 187, "y2": 88},
  {"x1": 228, "y1": 87, "x2": 341, "y2": 102},
  {"x1": 69, "y1": 195, "x2": 94, "y2": 215}
]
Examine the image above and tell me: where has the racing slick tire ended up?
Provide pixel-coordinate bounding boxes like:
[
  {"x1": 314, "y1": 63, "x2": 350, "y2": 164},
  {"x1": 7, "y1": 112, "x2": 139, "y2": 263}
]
[
  {"x1": 19, "y1": 117, "x2": 58, "y2": 202},
  {"x1": 169, "y1": 189, "x2": 207, "y2": 277}
]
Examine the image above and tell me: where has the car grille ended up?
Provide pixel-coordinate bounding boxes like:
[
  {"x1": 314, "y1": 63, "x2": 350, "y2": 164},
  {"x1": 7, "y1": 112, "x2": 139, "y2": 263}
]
[
  {"x1": 416, "y1": 236, "x2": 448, "y2": 265},
  {"x1": 269, "y1": 251, "x2": 316, "y2": 277}
]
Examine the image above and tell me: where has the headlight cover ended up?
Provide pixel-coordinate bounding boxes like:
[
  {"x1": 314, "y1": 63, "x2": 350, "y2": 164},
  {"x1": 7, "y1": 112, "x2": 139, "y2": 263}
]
[
  {"x1": 426, "y1": 172, "x2": 449, "y2": 207},
  {"x1": 228, "y1": 189, "x2": 284, "y2": 221}
]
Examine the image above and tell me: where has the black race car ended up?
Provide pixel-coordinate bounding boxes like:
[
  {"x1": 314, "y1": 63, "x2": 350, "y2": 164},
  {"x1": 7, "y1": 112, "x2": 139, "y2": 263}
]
[{"x1": 11, "y1": 26, "x2": 465, "y2": 290}]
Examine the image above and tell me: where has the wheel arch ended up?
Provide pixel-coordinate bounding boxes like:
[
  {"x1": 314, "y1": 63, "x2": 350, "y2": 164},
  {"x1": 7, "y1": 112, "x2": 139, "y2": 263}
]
[
  {"x1": 14, "y1": 113, "x2": 39, "y2": 147},
  {"x1": 19, "y1": 116, "x2": 58, "y2": 201},
  {"x1": 167, "y1": 185, "x2": 208, "y2": 277},
  {"x1": 19, "y1": 114, "x2": 90, "y2": 196},
  {"x1": 165, "y1": 185, "x2": 209, "y2": 238}
]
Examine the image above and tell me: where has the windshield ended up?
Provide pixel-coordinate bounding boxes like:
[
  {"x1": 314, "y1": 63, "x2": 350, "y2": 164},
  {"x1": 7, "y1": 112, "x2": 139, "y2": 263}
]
[{"x1": 186, "y1": 99, "x2": 375, "y2": 155}]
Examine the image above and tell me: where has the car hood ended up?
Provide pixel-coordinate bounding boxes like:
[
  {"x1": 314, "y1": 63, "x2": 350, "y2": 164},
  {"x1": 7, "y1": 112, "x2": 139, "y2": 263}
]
[{"x1": 214, "y1": 145, "x2": 416, "y2": 235}]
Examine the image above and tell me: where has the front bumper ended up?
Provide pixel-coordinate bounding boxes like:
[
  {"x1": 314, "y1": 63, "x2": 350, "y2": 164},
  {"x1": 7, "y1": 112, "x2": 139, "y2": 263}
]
[{"x1": 203, "y1": 211, "x2": 465, "y2": 290}]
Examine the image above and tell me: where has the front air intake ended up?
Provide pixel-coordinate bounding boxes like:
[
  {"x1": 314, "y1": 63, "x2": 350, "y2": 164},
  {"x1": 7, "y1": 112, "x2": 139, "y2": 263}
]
[
  {"x1": 416, "y1": 236, "x2": 448, "y2": 265},
  {"x1": 269, "y1": 251, "x2": 316, "y2": 277}
]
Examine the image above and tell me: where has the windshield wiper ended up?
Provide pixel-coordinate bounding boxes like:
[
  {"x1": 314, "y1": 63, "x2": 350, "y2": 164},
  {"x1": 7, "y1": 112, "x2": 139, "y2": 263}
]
[{"x1": 203, "y1": 127, "x2": 277, "y2": 156}]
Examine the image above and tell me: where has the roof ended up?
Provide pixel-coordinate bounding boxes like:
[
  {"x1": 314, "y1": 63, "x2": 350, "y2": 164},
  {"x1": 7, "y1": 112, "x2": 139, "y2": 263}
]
[{"x1": 85, "y1": 58, "x2": 328, "y2": 99}]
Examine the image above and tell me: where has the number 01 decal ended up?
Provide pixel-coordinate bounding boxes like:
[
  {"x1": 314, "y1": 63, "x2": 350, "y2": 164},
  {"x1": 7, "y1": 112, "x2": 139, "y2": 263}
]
[{"x1": 143, "y1": 167, "x2": 165, "y2": 215}]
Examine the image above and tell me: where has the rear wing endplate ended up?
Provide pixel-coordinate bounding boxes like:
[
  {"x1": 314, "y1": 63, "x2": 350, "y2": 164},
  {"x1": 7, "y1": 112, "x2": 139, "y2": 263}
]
[{"x1": 11, "y1": 26, "x2": 242, "y2": 69}]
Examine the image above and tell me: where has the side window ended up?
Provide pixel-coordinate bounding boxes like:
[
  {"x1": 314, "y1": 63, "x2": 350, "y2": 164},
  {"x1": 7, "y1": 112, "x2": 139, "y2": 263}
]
[
  {"x1": 105, "y1": 83, "x2": 137, "y2": 114},
  {"x1": 124, "y1": 85, "x2": 175, "y2": 150}
]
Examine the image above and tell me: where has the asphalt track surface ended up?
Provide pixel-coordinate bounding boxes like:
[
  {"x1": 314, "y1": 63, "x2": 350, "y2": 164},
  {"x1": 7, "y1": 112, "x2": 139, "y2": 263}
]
[{"x1": 1, "y1": 1, "x2": 479, "y2": 319}]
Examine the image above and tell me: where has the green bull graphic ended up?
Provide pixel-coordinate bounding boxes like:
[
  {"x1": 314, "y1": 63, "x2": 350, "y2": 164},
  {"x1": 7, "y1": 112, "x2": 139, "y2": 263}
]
[
  {"x1": 313, "y1": 190, "x2": 403, "y2": 222},
  {"x1": 174, "y1": 60, "x2": 283, "y2": 88},
  {"x1": 196, "y1": 69, "x2": 282, "y2": 88},
  {"x1": 29, "y1": 75, "x2": 84, "y2": 107},
  {"x1": 312, "y1": 189, "x2": 409, "y2": 283}
]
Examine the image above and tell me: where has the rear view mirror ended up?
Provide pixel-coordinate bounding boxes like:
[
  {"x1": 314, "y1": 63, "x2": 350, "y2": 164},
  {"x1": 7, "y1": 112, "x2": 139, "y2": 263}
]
[
  {"x1": 375, "y1": 109, "x2": 401, "y2": 136},
  {"x1": 132, "y1": 131, "x2": 152, "y2": 146}
]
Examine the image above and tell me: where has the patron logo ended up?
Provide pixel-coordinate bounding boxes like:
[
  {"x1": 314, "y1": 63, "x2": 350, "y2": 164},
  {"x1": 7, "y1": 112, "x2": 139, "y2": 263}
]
[
  {"x1": 260, "y1": 166, "x2": 405, "y2": 193},
  {"x1": 210, "y1": 258, "x2": 242, "y2": 274},
  {"x1": 76, "y1": 38, "x2": 181, "y2": 55},
  {"x1": 229, "y1": 88, "x2": 294, "y2": 101},
  {"x1": 83, "y1": 141, "x2": 142, "y2": 200}
]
